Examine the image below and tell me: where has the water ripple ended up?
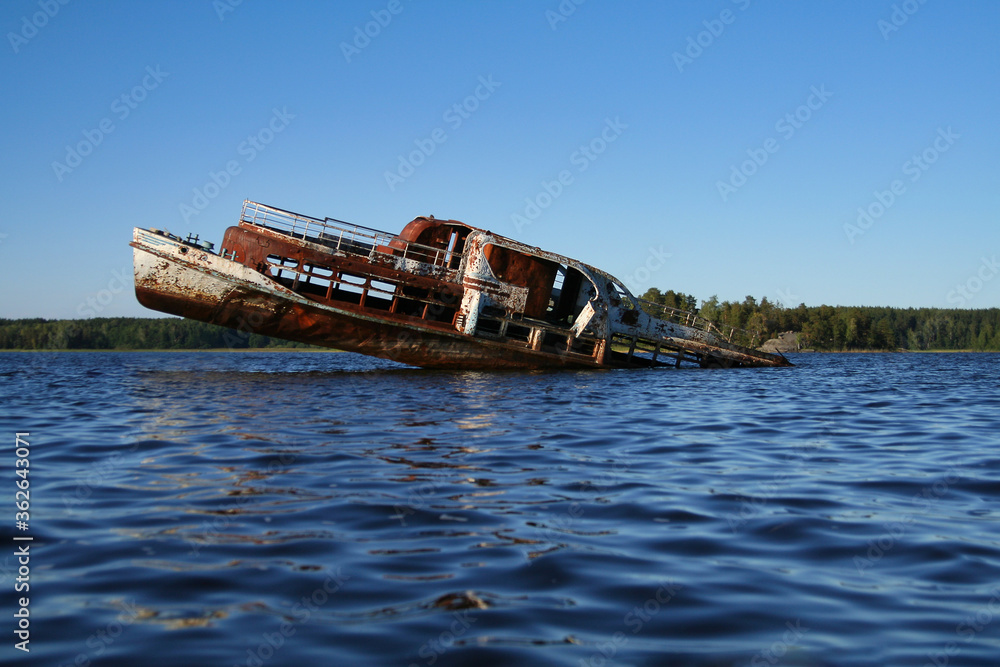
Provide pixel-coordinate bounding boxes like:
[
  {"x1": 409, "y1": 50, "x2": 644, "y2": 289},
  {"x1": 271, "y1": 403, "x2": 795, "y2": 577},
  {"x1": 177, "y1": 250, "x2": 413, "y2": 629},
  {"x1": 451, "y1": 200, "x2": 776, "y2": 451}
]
[{"x1": 4, "y1": 351, "x2": 1000, "y2": 665}]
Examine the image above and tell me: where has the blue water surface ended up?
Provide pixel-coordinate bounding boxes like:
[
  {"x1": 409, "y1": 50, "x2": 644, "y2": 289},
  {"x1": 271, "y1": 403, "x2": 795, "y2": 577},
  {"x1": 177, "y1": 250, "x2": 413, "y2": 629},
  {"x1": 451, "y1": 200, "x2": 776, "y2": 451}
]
[{"x1": 1, "y1": 351, "x2": 999, "y2": 666}]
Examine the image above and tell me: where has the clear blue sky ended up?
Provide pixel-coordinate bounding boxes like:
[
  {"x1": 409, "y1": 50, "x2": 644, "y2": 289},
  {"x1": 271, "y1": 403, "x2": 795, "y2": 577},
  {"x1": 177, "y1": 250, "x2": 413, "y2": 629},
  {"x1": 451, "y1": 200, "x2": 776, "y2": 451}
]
[{"x1": 2, "y1": 0, "x2": 998, "y2": 319}]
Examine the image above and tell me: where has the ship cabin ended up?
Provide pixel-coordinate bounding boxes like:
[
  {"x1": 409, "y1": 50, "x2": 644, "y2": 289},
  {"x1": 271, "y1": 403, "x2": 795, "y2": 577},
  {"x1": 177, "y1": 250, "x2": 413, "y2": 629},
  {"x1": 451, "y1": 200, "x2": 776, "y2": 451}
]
[
  {"x1": 217, "y1": 201, "x2": 630, "y2": 365},
  {"x1": 210, "y1": 201, "x2": 776, "y2": 369}
]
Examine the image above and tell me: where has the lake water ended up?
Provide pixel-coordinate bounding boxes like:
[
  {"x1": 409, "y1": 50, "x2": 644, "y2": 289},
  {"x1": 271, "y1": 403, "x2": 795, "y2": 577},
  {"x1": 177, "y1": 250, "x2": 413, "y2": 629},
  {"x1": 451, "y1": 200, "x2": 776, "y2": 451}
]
[{"x1": 2, "y1": 351, "x2": 1000, "y2": 666}]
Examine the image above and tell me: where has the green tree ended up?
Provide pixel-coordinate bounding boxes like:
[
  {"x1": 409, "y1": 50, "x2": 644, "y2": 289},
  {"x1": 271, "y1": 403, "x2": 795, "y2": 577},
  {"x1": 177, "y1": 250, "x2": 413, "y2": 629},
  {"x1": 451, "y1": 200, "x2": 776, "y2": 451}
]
[{"x1": 699, "y1": 295, "x2": 721, "y2": 322}]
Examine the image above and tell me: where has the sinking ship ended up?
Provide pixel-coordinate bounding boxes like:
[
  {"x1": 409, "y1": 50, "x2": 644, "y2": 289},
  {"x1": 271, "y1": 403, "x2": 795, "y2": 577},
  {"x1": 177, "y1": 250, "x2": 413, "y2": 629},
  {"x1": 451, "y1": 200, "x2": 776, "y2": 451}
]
[{"x1": 130, "y1": 200, "x2": 791, "y2": 369}]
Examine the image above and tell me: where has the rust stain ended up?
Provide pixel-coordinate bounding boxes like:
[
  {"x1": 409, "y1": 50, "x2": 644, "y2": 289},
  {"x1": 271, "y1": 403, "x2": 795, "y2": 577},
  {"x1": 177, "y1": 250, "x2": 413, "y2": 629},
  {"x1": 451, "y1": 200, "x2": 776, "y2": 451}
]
[{"x1": 130, "y1": 201, "x2": 792, "y2": 370}]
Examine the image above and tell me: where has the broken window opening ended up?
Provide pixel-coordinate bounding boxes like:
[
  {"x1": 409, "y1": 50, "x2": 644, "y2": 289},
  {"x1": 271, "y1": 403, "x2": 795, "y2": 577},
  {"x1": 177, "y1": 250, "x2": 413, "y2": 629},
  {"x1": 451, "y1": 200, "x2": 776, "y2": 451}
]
[
  {"x1": 476, "y1": 318, "x2": 503, "y2": 337},
  {"x1": 571, "y1": 338, "x2": 597, "y2": 356},
  {"x1": 546, "y1": 265, "x2": 589, "y2": 326},
  {"x1": 541, "y1": 331, "x2": 569, "y2": 351},
  {"x1": 266, "y1": 254, "x2": 299, "y2": 281},
  {"x1": 505, "y1": 324, "x2": 531, "y2": 342},
  {"x1": 609, "y1": 280, "x2": 636, "y2": 311},
  {"x1": 448, "y1": 230, "x2": 469, "y2": 270}
]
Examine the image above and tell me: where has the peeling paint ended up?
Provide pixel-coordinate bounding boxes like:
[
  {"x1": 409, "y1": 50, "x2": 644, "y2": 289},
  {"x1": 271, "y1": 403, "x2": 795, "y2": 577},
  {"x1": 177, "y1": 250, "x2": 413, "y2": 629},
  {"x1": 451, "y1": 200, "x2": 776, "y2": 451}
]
[{"x1": 130, "y1": 201, "x2": 792, "y2": 369}]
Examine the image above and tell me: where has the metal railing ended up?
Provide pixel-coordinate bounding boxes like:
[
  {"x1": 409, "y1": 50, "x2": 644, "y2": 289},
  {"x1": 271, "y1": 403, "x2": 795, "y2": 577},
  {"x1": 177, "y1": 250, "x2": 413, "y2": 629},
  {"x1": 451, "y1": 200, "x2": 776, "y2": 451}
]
[
  {"x1": 240, "y1": 200, "x2": 460, "y2": 275},
  {"x1": 638, "y1": 299, "x2": 761, "y2": 349}
]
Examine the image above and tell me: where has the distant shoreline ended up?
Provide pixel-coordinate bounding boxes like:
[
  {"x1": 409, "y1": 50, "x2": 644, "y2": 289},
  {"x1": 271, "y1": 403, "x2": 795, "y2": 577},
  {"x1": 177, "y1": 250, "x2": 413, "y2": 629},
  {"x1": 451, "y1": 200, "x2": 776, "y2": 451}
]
[
  {"x1": 3, "y1": 314, "x2": 999, "y2": 353},
  {"x1": 0, "y1": 347, "x2": 342, "y2": 353},
  {"x1": 785, "y1": 349, "x2": 997, "y2": 354},
  {"x1": 2, "y1": 348, "x2": 996, "y2": 354}
]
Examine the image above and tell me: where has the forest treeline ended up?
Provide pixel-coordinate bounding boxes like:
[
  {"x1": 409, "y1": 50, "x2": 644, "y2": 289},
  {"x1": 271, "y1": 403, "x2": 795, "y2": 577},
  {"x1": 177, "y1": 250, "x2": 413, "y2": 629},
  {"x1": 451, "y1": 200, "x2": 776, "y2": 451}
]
[
  {"x1": 0, "y1": 317, "x2": 320, "y2": 351},
  {"x1": 3, "y1": 291, "x2": 1000, "y2": 352},
  {"x1": 639, "y1": 288, "x2": 1000, "y2": 351}
]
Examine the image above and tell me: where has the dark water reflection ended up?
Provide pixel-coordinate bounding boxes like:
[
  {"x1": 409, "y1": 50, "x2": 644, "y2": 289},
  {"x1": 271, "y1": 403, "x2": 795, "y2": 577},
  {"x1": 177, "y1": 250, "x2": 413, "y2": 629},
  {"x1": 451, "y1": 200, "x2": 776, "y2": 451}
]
[{"x1": 2, "y1": 351, "x2": 1000, "y2": 666}]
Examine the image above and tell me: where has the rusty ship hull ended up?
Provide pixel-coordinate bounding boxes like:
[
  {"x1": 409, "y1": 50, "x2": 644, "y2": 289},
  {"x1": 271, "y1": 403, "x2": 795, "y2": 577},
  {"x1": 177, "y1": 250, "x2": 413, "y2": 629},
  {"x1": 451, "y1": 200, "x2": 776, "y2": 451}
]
[{"x1": 131, "y1": 201, "x2": 791, "y2": 370}]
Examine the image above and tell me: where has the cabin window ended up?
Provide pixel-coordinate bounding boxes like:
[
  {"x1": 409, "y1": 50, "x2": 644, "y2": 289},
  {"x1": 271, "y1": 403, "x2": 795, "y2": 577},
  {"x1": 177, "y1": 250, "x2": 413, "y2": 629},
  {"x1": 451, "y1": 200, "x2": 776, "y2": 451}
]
[
  {"x1": 362, "y1": 279, "x2": 395, "y2": 311},
  {"x1": 546, "y1": 264, "x2": 590, "y2": 325},
  {"x1": 505, "y1": 324, "x2": 531, "y2": 342},
  {"x1": 542, "y1": 331, "x2": 568, "y2": 350},
  {"x1": 481, "y1": 244, "x2": 558, "y2": 319},
  {"x1": 328, "y1": 273, "x2": 365, "y2": 305},
  {"x1": 309, "y1": 264, "x2": 334, "y2": 278},
  {"x1": 423, "y1": 292, "x2": 458, "y2": 324},
  {"x1": 298, "y1": 263, "x2": 334, "y2": 295},
  {"x1": 609, "y1": 280, "x2": 635, "y2": 310},
  {"x1": 266, "y1": 254, "x2": 298, "y2": 279},
  {"x1": 369, "y1": 279, "x2": 396, "y2": 297},
  {"x1": 448, "y1": 230, "x2": 468, "y2": 269},
  {"x1": 476, "y1": 319, "x2": 503, "y2": 336}
]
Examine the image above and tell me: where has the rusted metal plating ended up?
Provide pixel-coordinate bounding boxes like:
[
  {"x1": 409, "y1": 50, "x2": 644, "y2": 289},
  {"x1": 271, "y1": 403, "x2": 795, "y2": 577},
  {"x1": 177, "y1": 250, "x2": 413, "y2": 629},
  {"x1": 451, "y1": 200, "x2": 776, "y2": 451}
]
[{"x1": 130, "y1": 201, "x2": 792, "y2": 369}]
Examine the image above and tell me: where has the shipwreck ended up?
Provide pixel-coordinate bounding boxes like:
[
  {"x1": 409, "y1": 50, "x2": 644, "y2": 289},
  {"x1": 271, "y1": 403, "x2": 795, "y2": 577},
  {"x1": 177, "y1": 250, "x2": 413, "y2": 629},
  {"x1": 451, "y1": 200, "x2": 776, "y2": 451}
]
[{"x1": 130, "y1": 200, "x2": 791, "y2": 369}]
